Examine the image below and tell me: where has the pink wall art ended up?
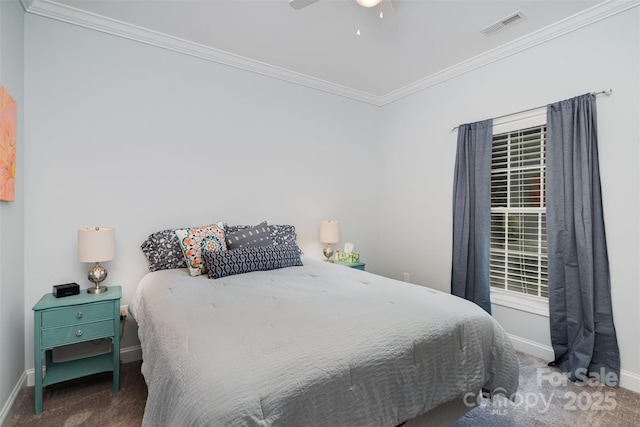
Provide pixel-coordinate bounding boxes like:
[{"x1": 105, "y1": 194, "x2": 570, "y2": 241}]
[{"x1": 0, "y1": 85, "x2": 17, "y2": 202}]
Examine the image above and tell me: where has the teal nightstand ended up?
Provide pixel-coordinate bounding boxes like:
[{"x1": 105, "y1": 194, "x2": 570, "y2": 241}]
[
  {"x1": 335, "y1": 261, "x2": 366, "y2": 271},
  {"x1": 32, "y1": 286, "x2": 121, "y2": 414}
]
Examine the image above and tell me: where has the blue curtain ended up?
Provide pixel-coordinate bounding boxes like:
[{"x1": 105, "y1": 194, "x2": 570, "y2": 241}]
[
  {"x1": 451, "y1": 119, "x2": 493, "y2": 314},
  {"x1": 546, "y1": 93, "x2": 620, "y2": 386}
]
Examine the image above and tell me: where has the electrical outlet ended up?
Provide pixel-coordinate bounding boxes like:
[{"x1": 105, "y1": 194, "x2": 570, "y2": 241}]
[
  {"x1": 403, "y1": 272, "x2": 410, "y2": 282},
  {"x1": 120, "y1": 305, "x2": 128, "y2": 320}
]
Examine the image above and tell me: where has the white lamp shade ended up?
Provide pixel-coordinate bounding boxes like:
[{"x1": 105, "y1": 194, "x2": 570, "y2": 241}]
[
  {"x1": 319, "y1": 221, "x2": 340, "y2": 244},
  {"x1": 78, "y1": 226, "x2": 116, "y2": 263},
  {"x1": 356, "y1": 0, "x2": 382, "y2": 7}
]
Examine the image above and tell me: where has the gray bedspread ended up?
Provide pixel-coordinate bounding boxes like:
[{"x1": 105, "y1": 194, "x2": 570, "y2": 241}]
[{"x1": 130, "y1": 258, "x2": 518, "y2": 426}]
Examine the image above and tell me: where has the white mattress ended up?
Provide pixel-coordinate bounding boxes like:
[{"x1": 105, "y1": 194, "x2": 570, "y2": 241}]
[{"x1": 130, "y1": 258, "x2": 518, "y2": 426}]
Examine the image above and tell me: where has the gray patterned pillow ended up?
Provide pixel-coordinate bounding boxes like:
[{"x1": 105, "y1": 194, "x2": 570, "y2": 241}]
[
  {"x1": 270, "y1": 224, "x2": 300, "y2": 248},
  {"x1": 141, "y1": 229, "x2": 187, "y2": 272},
  {"x1": 226, "y1": 224, "x2": 302, "y2": 254},
  {"x1": 225, "y1": 221, "x2": 272, "y2": 250},
  {"x1": 203, "y1": 243, "x2": 303, "y2": 279}
]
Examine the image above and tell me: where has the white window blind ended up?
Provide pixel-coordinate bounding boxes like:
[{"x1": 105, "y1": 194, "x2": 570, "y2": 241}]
[{"x1": 490, "y1": 125, "x2": 548, "y2": 298}]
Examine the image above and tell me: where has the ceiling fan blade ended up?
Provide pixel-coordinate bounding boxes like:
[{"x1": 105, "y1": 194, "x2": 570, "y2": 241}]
[
  {"x1": 379, "y1": 0, "x2": 398, "y2": 31},
  {"x1": 289, "y1": 0, "x2": 320, "y2": 10}
]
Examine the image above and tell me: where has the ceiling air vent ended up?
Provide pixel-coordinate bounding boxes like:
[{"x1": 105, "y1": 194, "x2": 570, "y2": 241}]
[{"x1": 481, "y1": 11, "x2": 527, "y2": 37}]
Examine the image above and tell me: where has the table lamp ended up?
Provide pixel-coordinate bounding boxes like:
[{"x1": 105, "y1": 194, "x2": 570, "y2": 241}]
[
  {"x1": 319, "y1": 220, "x2": 339, "y2": 262},
  {"x1": 78, "y1": 226, "x2": 115, "y2": 294}
]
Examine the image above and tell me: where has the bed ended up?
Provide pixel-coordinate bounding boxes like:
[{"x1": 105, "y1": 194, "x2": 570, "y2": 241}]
[{"x1": 130, "y1": 251, "x2": 519, "y2": 426}]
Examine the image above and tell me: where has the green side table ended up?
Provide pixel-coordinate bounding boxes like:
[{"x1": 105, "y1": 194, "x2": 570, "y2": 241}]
[
  {"x1": 335, "y1": 261, "x2": 366, "y2": 271},
  {"x1": 32, "y1": 286, "x2": 121, "y2": 414}
]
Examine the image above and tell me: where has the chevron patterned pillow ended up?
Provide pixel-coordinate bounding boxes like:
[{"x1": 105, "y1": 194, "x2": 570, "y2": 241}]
[{"x1": 203, "y1": 243, "x2": 303, "y2": 279}]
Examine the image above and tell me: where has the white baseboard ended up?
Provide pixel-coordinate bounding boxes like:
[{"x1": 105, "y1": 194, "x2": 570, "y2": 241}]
[
  {"x1": 0, "y1": 371, "x2": 27, "y2": 427},
  {"x1": 508, "y1": 333, "x2": 555, "y2": 361},
  {"x1": 508, "y1": 333, "x2": 640, "y2": 393},
  {"x1": 619, "y1": 369, "x2": 640, "y2": 393},
  {"x1": 120, "y1": 345, "x2": 142, "y2": 364}
]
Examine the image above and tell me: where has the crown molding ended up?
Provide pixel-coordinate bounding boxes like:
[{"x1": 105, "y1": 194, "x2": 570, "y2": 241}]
[
  {"x1": 20, "y1": 0, "x2": 35, "y2": 10},
  {"x1": 24, "y1": 0, "x2": 639, "y2": 107},
  {"x1": 22, "y1": 0, "x2": 381, "y2": 105},
  {"x1": 380, "y1": 0, "x2": 640, "y2": 106}
]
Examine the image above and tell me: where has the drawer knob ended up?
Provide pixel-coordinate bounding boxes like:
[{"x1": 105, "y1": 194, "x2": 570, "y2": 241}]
[
  {"x1": 76, "y1": 312, "x2": 84, "y2": 319},
  {"x1": 75, "y1": 330, "x2": 83, "y2": 337}
]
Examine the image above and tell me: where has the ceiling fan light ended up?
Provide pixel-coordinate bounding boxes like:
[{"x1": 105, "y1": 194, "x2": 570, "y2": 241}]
[{"x1": 356, "y1": 0, "x2": 382, "y2": 8}]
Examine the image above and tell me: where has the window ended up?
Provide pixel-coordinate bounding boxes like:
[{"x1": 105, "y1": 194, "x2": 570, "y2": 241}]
[{"x1": 489, "y1": 125, "x2": 548, "y2": 300}]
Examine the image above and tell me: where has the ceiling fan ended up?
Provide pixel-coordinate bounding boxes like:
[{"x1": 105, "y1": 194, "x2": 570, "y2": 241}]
[{"x1": 289, "y1": 0, "x2": 398, "y2": 32}]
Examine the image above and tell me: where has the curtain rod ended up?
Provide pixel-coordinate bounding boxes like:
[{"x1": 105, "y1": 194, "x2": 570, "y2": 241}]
[{"x1": 450, "y1": 89, "x2": 613, "y2": 132}]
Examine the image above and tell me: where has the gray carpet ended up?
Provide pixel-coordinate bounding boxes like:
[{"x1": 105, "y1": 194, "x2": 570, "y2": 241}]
[
  {"x1": 451, "y1": 407, "x2": 527, "y2": 427},
  {"x1": 9, "y1": 361, "x2": 146, "y2": 426},
  {"x1": 8, "y1": 352, "x2": 640, "y2": 426},
  {"x1": 453, "y1": 351, "x2": 639, "y2": 427}
]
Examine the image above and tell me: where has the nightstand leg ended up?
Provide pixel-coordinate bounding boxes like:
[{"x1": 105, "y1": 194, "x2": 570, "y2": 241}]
[
  {"x1": 112, "y1": 337, "x2": 120, "y2": 393},
  {"x1": 33, "y1": 311, "x2": 43, "y2": 414},
  {"x1": 112, "y1": 309, "x2": 120, "y2": 393},
  {"x1": 34, "y1": 351, "x2": 43, "y2": 414}
]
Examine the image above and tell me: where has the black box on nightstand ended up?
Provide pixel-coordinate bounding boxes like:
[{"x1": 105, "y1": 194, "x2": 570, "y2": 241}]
[{"x1": 53, "y1": 282, "x2": 80, "y2": 298}]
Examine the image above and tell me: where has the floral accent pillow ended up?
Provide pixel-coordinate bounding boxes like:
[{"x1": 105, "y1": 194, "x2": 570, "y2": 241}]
[
  {"x1": 202, "y1": 236, "x2": 225, "y2": 253},
  {"x1": 175, "y1": 222, "x2": 226, "y2": 276}
]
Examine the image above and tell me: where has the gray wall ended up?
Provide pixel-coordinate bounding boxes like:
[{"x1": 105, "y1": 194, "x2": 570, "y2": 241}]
[{"x1": 0, "y1": 0, "x2": 25, "y2": 424}]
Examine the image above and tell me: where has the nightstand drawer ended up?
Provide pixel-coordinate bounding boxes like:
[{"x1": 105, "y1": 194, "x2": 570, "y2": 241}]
[
  {"x1": 42, "y1": 319, "x2": 115, "y2": 347},
  {"x1": 41, "y1": 302, "x2": 114, "y2": 327}
]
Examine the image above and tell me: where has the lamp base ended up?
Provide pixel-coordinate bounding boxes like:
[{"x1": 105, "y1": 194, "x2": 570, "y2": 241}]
[
  {"x1": 323, "y1": 244, "x2": 335, "y2": 262},
  {"x1": 87, "y1": 285, "x2": 108, "y2": 294},
  {"x1": 87, "y1": 262, "x2": 108, "y2": 294}
]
